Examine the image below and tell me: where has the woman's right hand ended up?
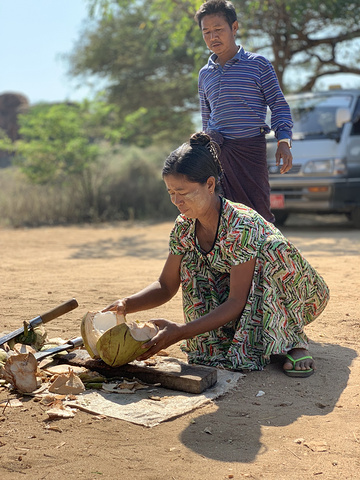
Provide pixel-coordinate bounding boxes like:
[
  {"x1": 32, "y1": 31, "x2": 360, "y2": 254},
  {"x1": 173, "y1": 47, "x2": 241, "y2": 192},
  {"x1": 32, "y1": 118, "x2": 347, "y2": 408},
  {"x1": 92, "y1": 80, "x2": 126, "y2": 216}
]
[
  {"x1": 101, "y1": 299, "x2": 127, "y2": 316},
  {"x1": 136, "y1": 318, "x2": 184, "y2": 361}
]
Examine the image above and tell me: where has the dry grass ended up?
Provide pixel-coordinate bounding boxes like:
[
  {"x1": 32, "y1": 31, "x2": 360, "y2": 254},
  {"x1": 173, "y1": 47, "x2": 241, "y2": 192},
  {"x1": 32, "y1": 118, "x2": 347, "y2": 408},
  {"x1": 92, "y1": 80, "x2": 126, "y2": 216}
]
[{"x1": 0, "y1": 144, "x2": 178, "y2": 227}]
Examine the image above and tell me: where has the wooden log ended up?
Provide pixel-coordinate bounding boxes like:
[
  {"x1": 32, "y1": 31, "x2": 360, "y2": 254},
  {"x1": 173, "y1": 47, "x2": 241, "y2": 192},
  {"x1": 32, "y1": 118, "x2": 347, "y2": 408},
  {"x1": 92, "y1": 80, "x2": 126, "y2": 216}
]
[{"x1": 59, "y1": 349, "x2": 218, "y2": 394}]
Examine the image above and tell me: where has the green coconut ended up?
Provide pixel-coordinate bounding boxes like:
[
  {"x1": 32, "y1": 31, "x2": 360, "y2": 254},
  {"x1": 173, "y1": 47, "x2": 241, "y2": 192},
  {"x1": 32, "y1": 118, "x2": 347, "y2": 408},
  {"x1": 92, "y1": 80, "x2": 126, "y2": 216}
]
[
  {"x1": 96, "y1": 322, "x2": 158, "y2": 367},
  {"x1": 81, "y1": 311, "x2": 125, "y2": 359},
  {"x1": 8, "y1": 323, "x2": 48, "y2": 351}
]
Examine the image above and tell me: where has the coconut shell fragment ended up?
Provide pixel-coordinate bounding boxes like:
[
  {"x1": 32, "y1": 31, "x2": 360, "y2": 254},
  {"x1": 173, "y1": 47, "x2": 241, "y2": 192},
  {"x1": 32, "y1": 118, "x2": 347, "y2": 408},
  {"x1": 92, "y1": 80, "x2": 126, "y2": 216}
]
[
  {"x1": 48, "y1": 370, "x2": 85, "y2": 395},
  {"x1": 0, "y1": 349, "x2": 8, "y2": 367},
  {"x1": 1, "y1": 352, "x2": 38, "y2": 393}
]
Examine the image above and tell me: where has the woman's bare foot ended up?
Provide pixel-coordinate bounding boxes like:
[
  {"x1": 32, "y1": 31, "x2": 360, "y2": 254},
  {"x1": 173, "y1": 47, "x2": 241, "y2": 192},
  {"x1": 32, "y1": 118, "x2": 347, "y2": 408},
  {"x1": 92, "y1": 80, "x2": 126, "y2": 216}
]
[{"x1": 283, "y1": 348, "x2": 315, "y2": 376}]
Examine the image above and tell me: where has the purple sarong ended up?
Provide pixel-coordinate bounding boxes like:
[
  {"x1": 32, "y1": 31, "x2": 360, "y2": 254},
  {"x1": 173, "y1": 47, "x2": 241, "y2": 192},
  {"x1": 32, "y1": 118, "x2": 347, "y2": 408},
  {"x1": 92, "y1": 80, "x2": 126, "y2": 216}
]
[{"x1": 209, "y1": 132, "x2": 274, "y2": 223}]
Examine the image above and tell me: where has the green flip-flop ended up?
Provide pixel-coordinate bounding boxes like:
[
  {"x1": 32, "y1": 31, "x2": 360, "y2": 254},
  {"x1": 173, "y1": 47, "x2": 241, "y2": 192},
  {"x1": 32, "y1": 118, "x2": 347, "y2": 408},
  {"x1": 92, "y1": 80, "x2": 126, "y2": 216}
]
[{"x1": 283, "y1": 354, "x2": 314, "y2": 377}]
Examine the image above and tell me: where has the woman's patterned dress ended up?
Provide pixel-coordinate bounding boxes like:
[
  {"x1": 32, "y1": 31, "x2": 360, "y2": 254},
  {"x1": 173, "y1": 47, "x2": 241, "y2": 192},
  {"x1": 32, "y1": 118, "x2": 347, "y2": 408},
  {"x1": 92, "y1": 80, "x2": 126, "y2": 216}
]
[{"x1": 169, "y1": 197, "x2": 330, "y2": 371}]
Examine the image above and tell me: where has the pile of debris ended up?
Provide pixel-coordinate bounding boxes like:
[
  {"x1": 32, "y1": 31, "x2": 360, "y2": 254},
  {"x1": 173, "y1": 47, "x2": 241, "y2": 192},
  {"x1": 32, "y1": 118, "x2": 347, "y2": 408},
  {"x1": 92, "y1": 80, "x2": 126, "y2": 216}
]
[
  {"x1": 0, "y1": 298, "x2": 158, "y2": 419},
  {"x1": 1, "y1": 299, "x2": 224, "y2": 427}
]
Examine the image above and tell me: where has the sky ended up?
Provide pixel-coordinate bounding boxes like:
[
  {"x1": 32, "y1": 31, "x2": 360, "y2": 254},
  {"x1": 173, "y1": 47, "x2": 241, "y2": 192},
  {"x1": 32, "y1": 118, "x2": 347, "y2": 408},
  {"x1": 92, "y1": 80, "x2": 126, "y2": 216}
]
[
  {"x1": 1, "y1": 0, "x2": 360, "y2": 106},
  {"x1": 0, "y1": 0, "x2": 93, "y2": 105}
]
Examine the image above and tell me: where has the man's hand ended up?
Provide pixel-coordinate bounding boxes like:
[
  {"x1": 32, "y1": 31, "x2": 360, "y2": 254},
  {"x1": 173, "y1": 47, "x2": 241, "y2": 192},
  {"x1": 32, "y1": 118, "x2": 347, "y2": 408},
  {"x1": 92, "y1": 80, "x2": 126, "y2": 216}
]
[{"x1": 275, "y1": 142, "x2": 293, "y2": 174}]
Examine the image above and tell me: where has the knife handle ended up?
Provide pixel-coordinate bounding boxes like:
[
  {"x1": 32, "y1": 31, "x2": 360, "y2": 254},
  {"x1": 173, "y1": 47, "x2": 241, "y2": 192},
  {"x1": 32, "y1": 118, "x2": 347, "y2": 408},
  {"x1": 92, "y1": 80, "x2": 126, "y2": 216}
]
[
  {"x1": 69, "y1": 336, "x2": 83, "y2": 348},
  {"x1": 38, "y1": 298, "x2": 79, "y2": 325}
]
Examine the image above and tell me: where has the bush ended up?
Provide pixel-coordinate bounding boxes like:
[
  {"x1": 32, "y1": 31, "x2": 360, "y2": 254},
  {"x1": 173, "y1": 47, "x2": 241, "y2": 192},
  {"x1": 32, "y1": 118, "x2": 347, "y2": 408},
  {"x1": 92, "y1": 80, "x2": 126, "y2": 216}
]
[{"x1": 0, "y1": 144, "x2": 179, "y2": 227}]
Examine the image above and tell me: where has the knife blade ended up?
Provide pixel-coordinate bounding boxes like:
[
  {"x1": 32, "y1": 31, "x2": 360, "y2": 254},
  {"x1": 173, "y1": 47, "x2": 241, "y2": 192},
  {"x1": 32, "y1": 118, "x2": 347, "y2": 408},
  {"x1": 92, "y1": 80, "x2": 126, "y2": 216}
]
[
  {"x1": 0, "y1": 298, "x2": 79, "y2": 346},
  {"x1": 34, "y1": 336, "x2": 83, "y2": 361}
]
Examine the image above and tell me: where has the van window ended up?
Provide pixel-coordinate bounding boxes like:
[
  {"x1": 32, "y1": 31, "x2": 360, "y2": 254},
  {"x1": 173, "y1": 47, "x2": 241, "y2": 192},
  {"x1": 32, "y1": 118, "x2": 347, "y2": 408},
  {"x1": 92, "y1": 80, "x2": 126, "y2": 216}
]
[
  {"x1": 287, "y1": 94, "x2": 353, "y2": 139},
  {"x1": 350, "y1": 98, "x2": 360, "y2": 136}
]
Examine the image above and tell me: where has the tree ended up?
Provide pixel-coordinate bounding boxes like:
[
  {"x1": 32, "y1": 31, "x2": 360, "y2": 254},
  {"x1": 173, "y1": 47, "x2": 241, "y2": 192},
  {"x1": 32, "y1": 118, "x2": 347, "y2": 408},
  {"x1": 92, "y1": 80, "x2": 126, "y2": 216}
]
[
  {"x1": 67, "y1": 1, "x2": 204, "y2": 146},
  {"x1": 79, "y1": 0, "x2": 360, "y2": 95},
  {"x1": 237, "y1": 0, "x2": 360, "y2": 92},
  {"x1": 3, "y1": 103, "x2": 95, "y2": 182},
  {"x1": 64, "y1": 0, "x2": 360, "y2": 146},
  {"x1": 0, "y1": 101, "x2": 119, "y2": 212}
]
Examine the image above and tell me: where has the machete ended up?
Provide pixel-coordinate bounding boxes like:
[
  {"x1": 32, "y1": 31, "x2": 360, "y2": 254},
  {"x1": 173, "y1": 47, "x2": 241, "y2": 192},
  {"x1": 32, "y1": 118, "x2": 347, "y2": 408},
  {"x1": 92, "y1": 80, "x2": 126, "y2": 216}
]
[
  {"x1": 34, "y1": 336, "x2": 83, "y2": 361},
  {"x1": 0, "y1": 298, "x2": 79, "y2": 347}
]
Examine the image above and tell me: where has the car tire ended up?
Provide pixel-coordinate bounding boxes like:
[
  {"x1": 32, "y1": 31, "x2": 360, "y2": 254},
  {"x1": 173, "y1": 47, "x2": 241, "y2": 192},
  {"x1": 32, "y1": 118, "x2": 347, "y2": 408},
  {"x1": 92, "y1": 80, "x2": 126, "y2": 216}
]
[
  {"x1": 350, "y1": 207, "x2": 360, "y2": 229},
  {"x1": 273, "y1": 211, "x2": 289, "y2": 226}
]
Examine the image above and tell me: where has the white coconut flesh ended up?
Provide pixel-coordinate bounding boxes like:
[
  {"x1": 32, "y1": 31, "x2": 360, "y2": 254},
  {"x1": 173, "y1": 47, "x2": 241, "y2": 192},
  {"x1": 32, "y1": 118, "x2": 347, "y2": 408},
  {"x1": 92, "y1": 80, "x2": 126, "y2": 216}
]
[
  {"x1": 94, "y1": 311, "x2": 124, "y2": 332},
  {"x1": 128, "y1": 321, "x2": 158, "y2": 341}
]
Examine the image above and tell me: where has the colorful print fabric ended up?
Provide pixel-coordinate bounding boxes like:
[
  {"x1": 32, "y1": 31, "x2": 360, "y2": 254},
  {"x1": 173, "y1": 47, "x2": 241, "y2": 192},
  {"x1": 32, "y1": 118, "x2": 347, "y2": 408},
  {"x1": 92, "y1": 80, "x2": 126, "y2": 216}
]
[{"x1": 169, "y1": 198, "x2": 330, "y2": 371}]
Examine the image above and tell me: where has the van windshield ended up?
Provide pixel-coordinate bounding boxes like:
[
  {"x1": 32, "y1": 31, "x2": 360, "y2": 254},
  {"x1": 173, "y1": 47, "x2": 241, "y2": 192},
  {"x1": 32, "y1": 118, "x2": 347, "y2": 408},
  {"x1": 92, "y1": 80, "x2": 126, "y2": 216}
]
[{"x1": 288, "y1": 94, "x2": 353, "y2": 139}]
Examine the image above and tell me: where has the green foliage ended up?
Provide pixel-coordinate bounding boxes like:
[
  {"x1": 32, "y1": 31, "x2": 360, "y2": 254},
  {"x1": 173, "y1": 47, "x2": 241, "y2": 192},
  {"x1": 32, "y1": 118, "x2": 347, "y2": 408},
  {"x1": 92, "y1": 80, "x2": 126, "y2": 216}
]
[
  {"x1": 233, "y1": 0, "x2": 360, "y2": 91},
  {"x1": 81, "y1": 0, "x2": 360, "y2": 99},
  {"x1": 0, "y1": 143, "x2": 178, "y2": 227},
  {"x1": 0, "y1": 102, "x2": 103, "y2": 184},
  {"x1": 67, "y1": 1, "x2": 205, "y2": 145},
  {"x1": 0, "y1": 100, "x2": 136, "y2": 220},
  {"x1": 94, "y1": 142, "x2": 179, "y2": 221},
  {"x1": 0, "y1": 96, "x2": 180, "y2": 226}
]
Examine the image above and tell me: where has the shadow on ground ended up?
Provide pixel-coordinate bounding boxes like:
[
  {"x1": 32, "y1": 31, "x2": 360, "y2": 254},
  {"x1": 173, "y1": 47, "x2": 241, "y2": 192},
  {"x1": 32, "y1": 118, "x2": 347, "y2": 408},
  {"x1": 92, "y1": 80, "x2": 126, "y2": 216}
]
[
  {"x1": 180, "y1": 341, "x2": 357, "y2": 463},
  {"x1": 69, "y1": 235, "x2": 169, "y2": 260}
]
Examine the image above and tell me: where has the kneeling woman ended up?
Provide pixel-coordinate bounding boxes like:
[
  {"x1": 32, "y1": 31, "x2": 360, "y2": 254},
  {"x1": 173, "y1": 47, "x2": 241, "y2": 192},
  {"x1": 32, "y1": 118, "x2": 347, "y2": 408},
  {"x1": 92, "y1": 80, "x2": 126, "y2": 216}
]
[{"x1": 104, "y1": 132, "x2": 330, "y2": 377}]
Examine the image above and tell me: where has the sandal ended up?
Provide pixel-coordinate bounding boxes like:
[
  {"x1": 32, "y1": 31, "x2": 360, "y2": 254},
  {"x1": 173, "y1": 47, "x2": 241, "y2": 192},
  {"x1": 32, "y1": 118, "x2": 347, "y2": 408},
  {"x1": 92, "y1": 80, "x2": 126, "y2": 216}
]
[{"x1": 283, "y1": 354, "x2": 314, "y2": 377}]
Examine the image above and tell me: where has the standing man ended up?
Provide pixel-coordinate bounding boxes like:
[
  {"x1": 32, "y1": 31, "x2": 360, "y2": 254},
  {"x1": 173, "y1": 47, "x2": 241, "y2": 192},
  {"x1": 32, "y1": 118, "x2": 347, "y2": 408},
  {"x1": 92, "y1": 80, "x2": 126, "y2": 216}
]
[{"x1": 195, "y1": 0, "x2": 293, "y2": 222}]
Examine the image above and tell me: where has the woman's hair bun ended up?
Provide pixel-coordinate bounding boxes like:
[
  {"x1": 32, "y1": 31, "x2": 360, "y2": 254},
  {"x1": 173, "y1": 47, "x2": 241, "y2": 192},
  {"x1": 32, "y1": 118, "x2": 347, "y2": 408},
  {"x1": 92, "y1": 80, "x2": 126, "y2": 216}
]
[{"x1": 189, "y1": 131, "x2": 211, "y2": 147}]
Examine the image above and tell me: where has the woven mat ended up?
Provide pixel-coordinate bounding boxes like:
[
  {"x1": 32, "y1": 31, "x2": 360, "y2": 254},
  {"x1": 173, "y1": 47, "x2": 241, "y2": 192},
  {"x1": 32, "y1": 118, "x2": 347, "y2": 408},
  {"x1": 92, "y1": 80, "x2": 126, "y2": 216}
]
[{"x1": 66, "y1": 367, "x2": 244, "y2": 427}]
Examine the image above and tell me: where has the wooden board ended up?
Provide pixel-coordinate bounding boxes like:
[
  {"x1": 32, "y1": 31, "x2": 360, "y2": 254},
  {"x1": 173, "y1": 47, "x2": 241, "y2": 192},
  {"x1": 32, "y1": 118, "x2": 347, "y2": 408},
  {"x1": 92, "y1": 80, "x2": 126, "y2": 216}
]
[{"x1": 59, "y1": 349, "x2": 218, "y2": 394}]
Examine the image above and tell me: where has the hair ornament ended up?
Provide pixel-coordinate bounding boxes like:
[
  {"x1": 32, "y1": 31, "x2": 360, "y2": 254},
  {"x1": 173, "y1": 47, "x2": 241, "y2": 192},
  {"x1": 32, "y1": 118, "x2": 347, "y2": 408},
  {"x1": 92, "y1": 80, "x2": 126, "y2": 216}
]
[{"x1": 207, "y1": 140, "x2": 220, "y2": 162}]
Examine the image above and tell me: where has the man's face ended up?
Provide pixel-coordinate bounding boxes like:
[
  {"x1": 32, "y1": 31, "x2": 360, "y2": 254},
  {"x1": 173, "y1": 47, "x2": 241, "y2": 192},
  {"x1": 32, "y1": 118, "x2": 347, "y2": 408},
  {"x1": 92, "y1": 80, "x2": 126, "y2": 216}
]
[{"x1": 200, "y1": 14, "x2": 238, "y2": 58}]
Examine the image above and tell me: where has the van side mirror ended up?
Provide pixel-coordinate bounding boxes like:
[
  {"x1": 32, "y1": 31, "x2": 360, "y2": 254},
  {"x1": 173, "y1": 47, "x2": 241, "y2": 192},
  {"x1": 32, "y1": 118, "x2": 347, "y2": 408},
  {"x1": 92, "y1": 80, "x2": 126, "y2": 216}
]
[{"x1": 336, "y1": 108, "x2": 351, "y2": 128}]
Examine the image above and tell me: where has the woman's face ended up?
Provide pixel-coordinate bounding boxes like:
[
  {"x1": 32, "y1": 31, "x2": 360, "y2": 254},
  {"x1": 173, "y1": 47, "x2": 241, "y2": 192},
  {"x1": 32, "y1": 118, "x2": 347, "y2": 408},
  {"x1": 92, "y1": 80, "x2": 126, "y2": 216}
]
[{"x1": 164, "y1": 174, "x2": 215, "y2": 219}]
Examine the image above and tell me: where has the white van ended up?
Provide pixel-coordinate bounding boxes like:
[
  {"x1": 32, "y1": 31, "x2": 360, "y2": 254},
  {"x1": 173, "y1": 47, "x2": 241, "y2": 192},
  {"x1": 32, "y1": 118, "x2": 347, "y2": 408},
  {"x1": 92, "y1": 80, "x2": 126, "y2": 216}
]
[{"x1": 267, "y1": 89, "x2": 360, "y2": 228}]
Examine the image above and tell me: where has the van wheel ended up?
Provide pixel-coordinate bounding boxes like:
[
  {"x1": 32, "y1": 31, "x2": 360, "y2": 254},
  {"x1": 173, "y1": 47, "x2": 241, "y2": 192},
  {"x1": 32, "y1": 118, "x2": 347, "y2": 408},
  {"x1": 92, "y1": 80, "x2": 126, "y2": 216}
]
[
  {"x1": 273, "y1": 211, "x2": 289, "y2": 226},
  {"x1": 350, "y1": 207, "x2": 360, "y2": 228}
]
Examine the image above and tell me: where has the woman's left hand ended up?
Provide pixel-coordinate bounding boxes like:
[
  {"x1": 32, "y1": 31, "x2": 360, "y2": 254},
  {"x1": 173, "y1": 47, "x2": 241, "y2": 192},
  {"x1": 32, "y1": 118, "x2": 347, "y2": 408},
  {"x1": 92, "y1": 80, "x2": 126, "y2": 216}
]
[{"x1": 136, "y1": 318, "x2": 183, "y2": 361}]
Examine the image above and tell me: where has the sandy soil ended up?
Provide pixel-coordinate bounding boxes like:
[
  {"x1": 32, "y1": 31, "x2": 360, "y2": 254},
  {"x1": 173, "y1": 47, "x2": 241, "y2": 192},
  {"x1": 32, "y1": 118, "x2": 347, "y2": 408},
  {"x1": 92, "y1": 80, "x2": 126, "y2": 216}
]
[{"x1": 0, "y1": 214, "x2": 359, "y2": 480}]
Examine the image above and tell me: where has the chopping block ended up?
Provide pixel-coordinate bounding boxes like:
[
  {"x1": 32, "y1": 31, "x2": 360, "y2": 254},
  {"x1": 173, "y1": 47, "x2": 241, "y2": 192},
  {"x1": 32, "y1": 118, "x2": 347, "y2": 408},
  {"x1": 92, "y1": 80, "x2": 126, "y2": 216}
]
[{"x1": 59, "y1": 349, "x2": 218, "y2": 394}]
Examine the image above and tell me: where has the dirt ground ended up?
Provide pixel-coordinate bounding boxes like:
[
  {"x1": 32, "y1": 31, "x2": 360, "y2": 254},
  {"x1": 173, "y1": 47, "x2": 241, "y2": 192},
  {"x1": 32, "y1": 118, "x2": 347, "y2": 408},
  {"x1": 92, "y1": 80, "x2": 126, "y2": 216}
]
[{"x1": 0, "y1": 214, "x2": 359, "y2": 480}]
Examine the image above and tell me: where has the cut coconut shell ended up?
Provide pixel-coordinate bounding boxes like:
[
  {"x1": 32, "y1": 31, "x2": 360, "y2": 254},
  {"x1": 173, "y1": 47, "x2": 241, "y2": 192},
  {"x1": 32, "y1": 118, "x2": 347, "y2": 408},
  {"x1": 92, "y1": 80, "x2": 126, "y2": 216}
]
[{"x1": 81, "y1": 311, "x2": 125, "y2": 359}]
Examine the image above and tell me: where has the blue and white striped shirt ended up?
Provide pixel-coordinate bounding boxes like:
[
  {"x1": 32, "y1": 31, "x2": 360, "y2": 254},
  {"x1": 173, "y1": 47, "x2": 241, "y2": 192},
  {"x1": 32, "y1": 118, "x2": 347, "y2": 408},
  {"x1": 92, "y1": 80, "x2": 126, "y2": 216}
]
[{"x1": 198, "y1": 46, "x2": 293, "y2": 141}]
